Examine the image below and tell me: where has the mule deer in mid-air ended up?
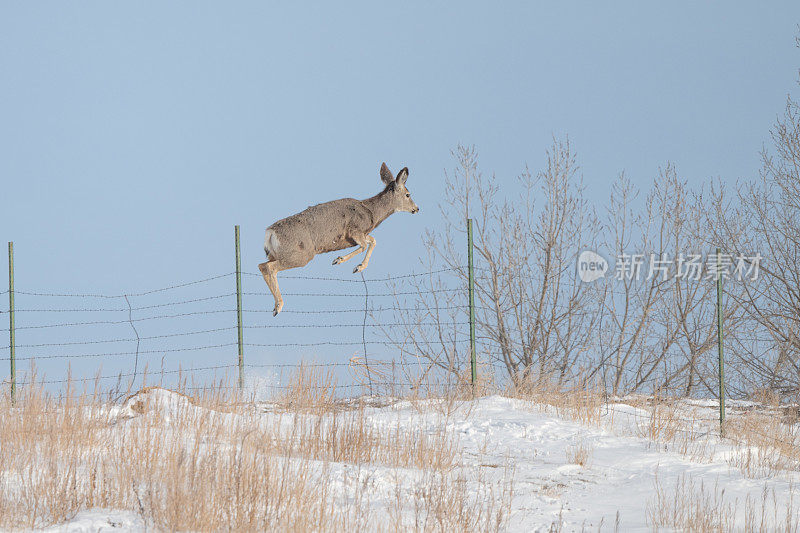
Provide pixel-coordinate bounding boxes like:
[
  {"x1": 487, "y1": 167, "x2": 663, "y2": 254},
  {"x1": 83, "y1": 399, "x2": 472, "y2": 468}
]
[{"x1": 258, "y1": 163, "x2": 419, "y2": 316}]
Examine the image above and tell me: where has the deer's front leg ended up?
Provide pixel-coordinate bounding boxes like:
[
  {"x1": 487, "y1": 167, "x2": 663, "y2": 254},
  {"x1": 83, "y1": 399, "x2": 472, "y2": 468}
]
[
  {"x1": 353, "y1": 235, "x2": 376, "y2": 273},
  {"x1": 332, "y1": 245, "x2": 364, "y2": 265}
]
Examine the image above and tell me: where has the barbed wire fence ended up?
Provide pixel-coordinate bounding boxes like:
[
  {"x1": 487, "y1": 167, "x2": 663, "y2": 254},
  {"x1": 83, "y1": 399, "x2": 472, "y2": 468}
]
[
  {"x1": 0, "y1": 263, "x2": 769, "y2": 392},
  {"x1": 1, "y1": 228, "x2": 491, "y2": 401}
]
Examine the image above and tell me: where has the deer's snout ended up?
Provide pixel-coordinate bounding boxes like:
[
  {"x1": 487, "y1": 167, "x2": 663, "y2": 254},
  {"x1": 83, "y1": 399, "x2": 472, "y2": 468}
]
[{"x1": 412, "y1": 207, "x2": 420, "y2": 214}]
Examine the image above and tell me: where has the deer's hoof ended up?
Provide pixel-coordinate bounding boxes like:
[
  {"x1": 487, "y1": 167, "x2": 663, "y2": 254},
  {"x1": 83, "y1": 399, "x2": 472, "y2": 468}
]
[
  {"x1": 353, "y1": 264, "x2": 365, "y2": 273},
  {"x1": 333, "y1": 257, "x2": 343, "y2": 265},
  {"x1": 273, "y1": 302, "x2": 283, "y2": 317}
]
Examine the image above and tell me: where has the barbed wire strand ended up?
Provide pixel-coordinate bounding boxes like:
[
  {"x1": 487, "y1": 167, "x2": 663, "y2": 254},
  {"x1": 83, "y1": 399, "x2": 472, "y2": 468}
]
[
  {"x1": 240, "y1": 267, "x2": 459, "y2": 283},
  {"x1": 243, "y1": 321, "x2": 469, "y2": 329},
  {"x1": 244, "y1": 339, "x2": 466, "y2": 348},
  {"x1": 11, "y1": 273, "x2": 236, "y2": 299},
  {"x1": 0, "y1": 310, "x2": 237, "y2": 331},
  {"x1": 12, "y1": 364, "x2": 240, "y2": 385},
  {"x1": 1, "y1": 342, "x2": 238, "y2": 362},
  {"x1": 246, "y1": 361, "x2": 390, "y2": 369},
  {"x1": 0, "y1": 306, "x2": 470, "y2": 332},
  {"x1": 11, "y1": 327, "x2": 239, "y2": 348},
  {"x1": 242, "y1": 288, "x2": 464, "y2": 298}
]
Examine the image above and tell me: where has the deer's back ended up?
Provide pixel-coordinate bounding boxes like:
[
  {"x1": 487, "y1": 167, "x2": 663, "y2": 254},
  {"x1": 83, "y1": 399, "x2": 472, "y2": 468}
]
[{"x1": 268, "y1": 198, "x2": 373, "y2": 256}]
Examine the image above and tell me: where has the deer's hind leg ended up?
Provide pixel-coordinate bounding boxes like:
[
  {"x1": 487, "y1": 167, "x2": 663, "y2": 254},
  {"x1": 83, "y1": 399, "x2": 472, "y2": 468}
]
[
  {"x1": 258, "y1": 260, "x2": 284, "y2": 316},
  {"x1": 258, "y1": 243, "x2": 315, "y2": 316}
]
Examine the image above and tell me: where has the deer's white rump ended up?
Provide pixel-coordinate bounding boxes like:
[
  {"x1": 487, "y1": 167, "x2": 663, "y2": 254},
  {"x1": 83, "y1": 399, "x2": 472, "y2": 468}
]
[
  {"x1": 263, "y1": 229, "x2": 280, "y2": 257},
  {"x1": 258, "y1": 162, "x2": 419, "y2": 316}
]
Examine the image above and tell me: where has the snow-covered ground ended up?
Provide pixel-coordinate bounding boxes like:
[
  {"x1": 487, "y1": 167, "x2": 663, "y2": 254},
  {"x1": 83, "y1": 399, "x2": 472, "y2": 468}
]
[
  {"x1": 24, "y1": 390, "x2": 800, "y2": 531},
  {"x1": 41, "y1": 510, "x2": 144, "y2": 533}
]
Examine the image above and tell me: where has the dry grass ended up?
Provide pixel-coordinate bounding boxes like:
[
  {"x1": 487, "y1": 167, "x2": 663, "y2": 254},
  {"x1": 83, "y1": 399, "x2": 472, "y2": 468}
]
[
  {"x1": 565, "y1": 441, "x2": 591, "y2": 467},
  {"x1": 632, "y1": 397, "x2": 686, "y2": 443},
  {"x1": 10, "y1": 365, "x2": 800, "y2": 530},
  {"x1": 0, "y1": 368, "x2": 513, "y2": 531},
  {"x1": 725, "y1": 409, "x2": 800, "y2": 478},
  {"x1": 0, "y1": 379, "x2": 340, "y2": 530},
  {"x1": 647, "y1": 473, "x2": 736, "y2": 532},
  {"x1": 623, "y1": 396, "x2": 716, "y2": 462},
  {"x1": 742, "y1": 484, "x2": 800, "y2": 533},
  {"x1": 272, "y1": 362, "x2": 339, "y2": 412},
  {"x1": 390, "y1": 466, "x2": 515, "y2": 533},
  {"x1": 509, "y1": 375, "x2": 605, "y2": 427},
  {"x1": 647, "y1": 472, "x2": 800, "y2": 532}
]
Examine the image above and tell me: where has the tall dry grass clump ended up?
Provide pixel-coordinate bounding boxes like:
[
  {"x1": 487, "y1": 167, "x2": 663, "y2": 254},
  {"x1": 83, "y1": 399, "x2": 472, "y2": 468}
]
[
  {"x1": 272, "y1": 362, "x2": 339, "y2": 412},
  {"x1": 646, "y1": 473, "x2": 735, "y2": 532},
  {"x1": 509, "y1": 373, "x2": 605, "y2": 427},
  {"x1": 391, "y1": 467, "x2": 515, "y2": 533},
  {"x1": 725, "y1": 408, "x2": 800, "y2": 478},
  {"x1": 565, "y1": 442, "x2": 592, "y2": 467},
  {"x1": 647, "y1": 473, "x2": 800, "y2": 532}
]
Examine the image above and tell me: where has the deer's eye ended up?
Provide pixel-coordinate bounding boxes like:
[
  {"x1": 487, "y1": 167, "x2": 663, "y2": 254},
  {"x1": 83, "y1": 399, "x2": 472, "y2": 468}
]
[{"x1": 406, "y1": 193, "x2": 410, "y2": 198}]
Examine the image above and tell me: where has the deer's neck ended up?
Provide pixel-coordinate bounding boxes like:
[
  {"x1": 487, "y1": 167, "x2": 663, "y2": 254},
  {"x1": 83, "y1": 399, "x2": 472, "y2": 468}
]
[{"x1": 361, "y1": 190, "x2": 396, "y2": 231}]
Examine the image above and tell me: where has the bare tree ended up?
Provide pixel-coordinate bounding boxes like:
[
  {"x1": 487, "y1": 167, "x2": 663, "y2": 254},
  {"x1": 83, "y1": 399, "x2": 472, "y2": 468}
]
[
  {"x1": 386, "y1": 140, "x2": 601, "y2": 389},
  {"x1": 591, "y1": 172, "x2": 673, "y2": 395},
  {"x1": 705, "y1": 91, "x2": 800, "y2": 398}
]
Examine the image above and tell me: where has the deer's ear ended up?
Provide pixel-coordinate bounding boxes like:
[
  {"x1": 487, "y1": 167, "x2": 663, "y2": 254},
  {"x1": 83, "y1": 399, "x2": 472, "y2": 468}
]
[
  {"x1": 396, "y1": 167, "x2": 409, "y2": 185},
  {"x1": 380, "y1": 163, "x2": 394, "y2": 185}
]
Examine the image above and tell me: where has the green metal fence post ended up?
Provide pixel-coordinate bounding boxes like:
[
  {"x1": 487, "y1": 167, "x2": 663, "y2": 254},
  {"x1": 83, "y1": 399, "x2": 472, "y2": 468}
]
[
  {"x1": 8, "y1": 242, "x2": 15, "y2": 405},
  {"x1": 235, "y1": 226, "x2": 244, "y2": 391},
  {"x1": 467, "y1": 219, "x2": 477, "y2": 389},
  {"x1": 716, "y1": 247, "x2": 726, "y2": 436}
]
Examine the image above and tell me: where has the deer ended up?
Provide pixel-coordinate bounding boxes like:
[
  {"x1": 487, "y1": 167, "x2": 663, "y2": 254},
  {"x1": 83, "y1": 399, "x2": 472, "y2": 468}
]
[{"x1": 258, "y1": 162, "x2": 419, "y2": 316}]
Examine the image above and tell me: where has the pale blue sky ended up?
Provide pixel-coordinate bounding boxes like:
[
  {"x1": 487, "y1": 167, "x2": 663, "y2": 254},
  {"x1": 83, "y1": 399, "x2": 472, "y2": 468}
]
[{"x1": 2, "y1": 2, "x2": 799, "y2": 387}]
